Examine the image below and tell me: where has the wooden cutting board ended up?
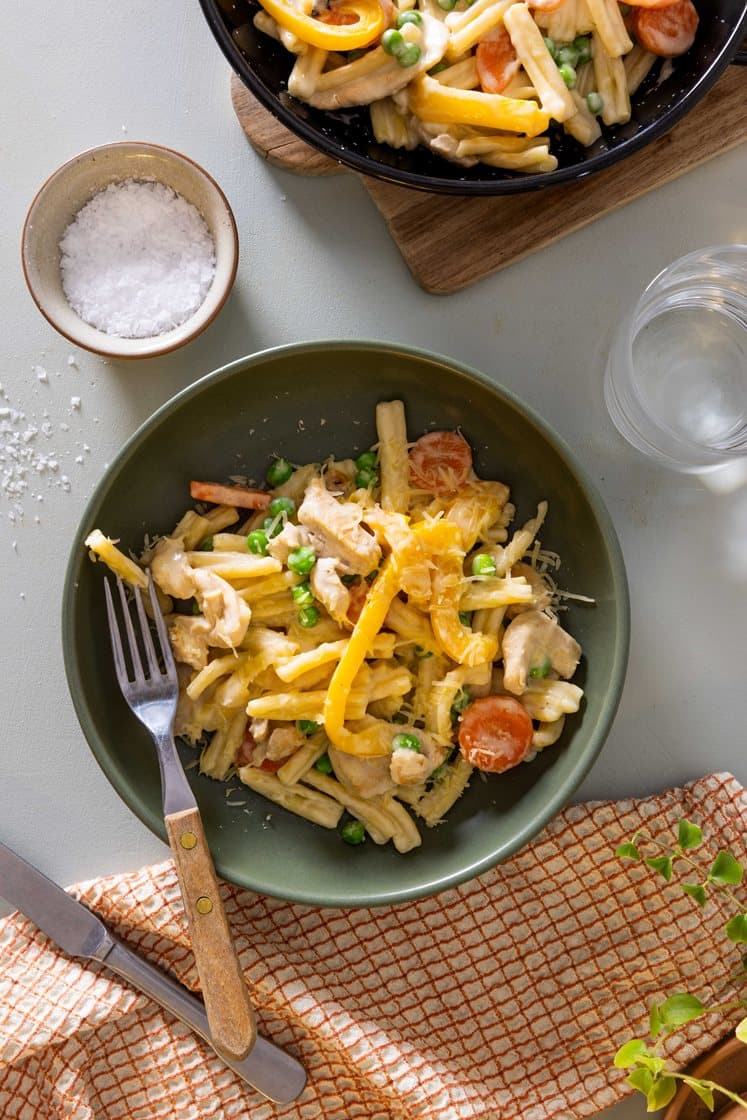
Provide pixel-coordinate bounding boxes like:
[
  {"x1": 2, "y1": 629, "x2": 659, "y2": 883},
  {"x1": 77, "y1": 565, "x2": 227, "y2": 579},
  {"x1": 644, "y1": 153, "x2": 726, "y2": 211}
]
[{"x1": 231, "y1": 68, "x2": 746, "y2": 294}]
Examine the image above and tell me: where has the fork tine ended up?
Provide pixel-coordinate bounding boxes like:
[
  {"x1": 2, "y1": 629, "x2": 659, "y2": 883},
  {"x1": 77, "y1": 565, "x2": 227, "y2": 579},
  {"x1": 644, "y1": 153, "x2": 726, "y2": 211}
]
[
  {"x1": 147, "y1": 572, "x2": 177, "y2": 678},
  {"x1": 116, "y1": 576, "x2": 145, "y2": 683},
  {"x1": 133, "y1": 584, "x2": 160, "y2": 678},
  {"x1": 104, "y1": 578, "x2": 130, "y2": 687}
]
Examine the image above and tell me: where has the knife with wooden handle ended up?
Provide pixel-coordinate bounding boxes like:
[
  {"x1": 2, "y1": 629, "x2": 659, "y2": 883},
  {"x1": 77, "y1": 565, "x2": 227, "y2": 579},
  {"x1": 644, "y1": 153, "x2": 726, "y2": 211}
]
[{"x1": 0, "y1": 842, "x2": 306, "y2": 1104}]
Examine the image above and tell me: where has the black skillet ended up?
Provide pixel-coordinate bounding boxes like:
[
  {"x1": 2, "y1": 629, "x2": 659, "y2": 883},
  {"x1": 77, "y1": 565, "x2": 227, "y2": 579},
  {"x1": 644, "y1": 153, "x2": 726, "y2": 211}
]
[{"x1": 198, "y1": 0, "x2": 747, "y2": 196}]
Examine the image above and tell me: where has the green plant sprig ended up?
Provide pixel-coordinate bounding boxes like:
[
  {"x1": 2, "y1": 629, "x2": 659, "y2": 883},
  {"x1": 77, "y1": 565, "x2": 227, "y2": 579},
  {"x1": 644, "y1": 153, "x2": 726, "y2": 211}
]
[
  {"x1": 615, "y1": 819, "x2": 747, "y2": 941},
  {"x1": 613, "y1": 818, "x2": 747, "y2": 1113}
]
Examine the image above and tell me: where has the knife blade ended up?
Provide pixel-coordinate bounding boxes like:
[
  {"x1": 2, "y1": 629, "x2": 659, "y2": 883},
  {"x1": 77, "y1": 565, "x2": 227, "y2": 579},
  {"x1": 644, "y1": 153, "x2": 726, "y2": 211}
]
[{"x1": 0, "y1": 843, "x2": 306, "y2": 1104}]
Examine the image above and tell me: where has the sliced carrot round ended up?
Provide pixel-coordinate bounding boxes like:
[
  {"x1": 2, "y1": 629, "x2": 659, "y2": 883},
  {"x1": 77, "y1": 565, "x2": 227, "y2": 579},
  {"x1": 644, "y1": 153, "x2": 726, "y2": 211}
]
[
  {"x1": 458, "y1": 695, "x2": 534, "y2": 774},
  {"x1": 409, "y1": 430, "x2": 473, "y2": 494},
  {"x1": 476, "y1": 27, "x2": 521, "y2": 95},
  {"x1": 624, "y1": 0, "x2": 684, "y2": 8},
  {"x1": 632, "y1": 0, "x2": 698, "y2": 56}
]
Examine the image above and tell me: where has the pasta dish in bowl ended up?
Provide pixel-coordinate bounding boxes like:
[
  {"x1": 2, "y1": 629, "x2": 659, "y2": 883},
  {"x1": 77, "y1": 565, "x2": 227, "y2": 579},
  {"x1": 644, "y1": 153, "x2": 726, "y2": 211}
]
[{"x1": 63, "y1": 341, "x2": 629, "y2": 905}]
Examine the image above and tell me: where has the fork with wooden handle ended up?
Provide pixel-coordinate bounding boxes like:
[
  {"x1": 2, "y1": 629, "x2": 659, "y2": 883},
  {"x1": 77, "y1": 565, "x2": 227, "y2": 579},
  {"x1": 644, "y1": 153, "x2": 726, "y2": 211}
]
[{"x1": 103, "y1": 573, "x2": 256, "y2": 1061}]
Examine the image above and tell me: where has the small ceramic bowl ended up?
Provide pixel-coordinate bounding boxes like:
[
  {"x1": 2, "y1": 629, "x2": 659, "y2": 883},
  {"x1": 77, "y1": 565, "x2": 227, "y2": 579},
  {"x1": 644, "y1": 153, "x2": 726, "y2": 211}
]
[{"x1": 21, "y1": 142, "x2": 239, "y2": 360}]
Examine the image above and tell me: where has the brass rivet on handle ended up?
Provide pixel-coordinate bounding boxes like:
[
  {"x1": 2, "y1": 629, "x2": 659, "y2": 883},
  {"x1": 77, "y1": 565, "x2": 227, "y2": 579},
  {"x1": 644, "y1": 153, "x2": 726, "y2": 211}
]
[
  {"x1": 180, "y1": 832, "x2": 197, "y2": 850},
  {"x1": 196, "y1": 896, "x2": 213, "y2": 915}
]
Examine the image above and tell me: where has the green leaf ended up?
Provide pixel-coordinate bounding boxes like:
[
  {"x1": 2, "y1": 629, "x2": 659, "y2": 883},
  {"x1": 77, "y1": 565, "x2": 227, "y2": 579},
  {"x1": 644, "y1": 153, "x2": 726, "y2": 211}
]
[
  {"x1": 616, "y1": 841, "x2": 641, "y2": 860},
  {"x1": 637, "y1": 1054, "x2": 667, "y2": 1075},
  {"x1": 649, "y1": 1001, "x2": 664, "y2": 1039},
  {"x1": 659, "y1": 993, "x2": 706, "y2": 1027},
  {"x1": 646, "y1": 855, "x2": 673, "y2": 881},
  {"x1": 614, "y1": 1039, "x2": 650, "y2": 1069},
  {"x1": 726, "y1": 913, "x2": 747, "y2": 943},
  {"x1": 682, "y1": 883, "x2": 708, "y2": 907},
  {"x1": 646, "y1": 1075, "x2": 677, "y2": 1112},
  {"x1": 709, "y1": 851, "x2": 744, "y2": 886},
  {"x1": 678, "y1": 819, "x2": 703, "y2": 850},
  {"x1": 735, "y1": 1017, "x2": 747, "y2": 1044},
  {"x1": 681, "y1": 1077, "x2": 715, "y2": 1110},
  {"x1": 627, "y1": 1068, "x2": 654, "y2": 1095}
]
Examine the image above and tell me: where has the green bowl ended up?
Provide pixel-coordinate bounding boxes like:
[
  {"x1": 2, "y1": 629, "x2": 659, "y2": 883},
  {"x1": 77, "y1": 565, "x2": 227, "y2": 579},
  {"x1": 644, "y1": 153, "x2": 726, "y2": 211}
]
[{"x1": 62, "y1": 341, "x2": 629, "y2": 908}]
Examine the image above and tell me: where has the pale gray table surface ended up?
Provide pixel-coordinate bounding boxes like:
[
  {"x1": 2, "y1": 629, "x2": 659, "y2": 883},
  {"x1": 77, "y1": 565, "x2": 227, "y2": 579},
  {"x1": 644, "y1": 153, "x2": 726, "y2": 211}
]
[{"x1": 1, "y1": 3, "x2": 745, "y2": 1118}]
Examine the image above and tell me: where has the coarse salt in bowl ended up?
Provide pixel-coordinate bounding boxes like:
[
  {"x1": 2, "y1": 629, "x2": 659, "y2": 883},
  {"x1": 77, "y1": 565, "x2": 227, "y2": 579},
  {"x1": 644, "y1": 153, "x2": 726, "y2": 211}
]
[{"x1": 22, "y1": 142, "x2": 239, "y2": 360}]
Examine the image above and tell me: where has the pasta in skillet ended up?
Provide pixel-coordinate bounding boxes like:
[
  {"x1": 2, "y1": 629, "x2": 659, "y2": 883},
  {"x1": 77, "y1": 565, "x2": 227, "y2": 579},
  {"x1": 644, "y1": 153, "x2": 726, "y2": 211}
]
[
  {"x1": 86, "y1": 400, "x2": 589, "y2": 852},
  {"x1": 246, "y1": 0, "x2": 699, "y2": 174}
]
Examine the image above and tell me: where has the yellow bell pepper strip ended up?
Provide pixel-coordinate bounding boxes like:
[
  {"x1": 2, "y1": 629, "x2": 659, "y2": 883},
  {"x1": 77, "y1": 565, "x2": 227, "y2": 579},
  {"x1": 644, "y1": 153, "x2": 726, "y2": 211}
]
[
  {"x1": 256, "y1": 0, "x2": 385, "y2": 51},
  {"x1": 430, "y1": 547, "x2": 500, "y2": 668},
  {"x1": 324, "y1": 557, "x2": 400, "y2": 756},
  {"x1": 408, "y1": 75, "x2": 551, "y2": 138},
  {"x1": 324, "y1": 517, "x2": 475, "y2": 756}
]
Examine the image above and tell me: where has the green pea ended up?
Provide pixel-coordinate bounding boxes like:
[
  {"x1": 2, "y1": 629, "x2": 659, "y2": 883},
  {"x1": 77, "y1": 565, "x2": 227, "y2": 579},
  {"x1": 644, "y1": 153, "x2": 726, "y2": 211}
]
[
  {"x1": 556, "y1": 44, "x2": 580, "y2": 68},
  {"x1": 297, "y1": 719, "x2": 320, "y2": 736},
  {"x1": 397, "y1": 43, "x2": 421, "y2": 67},
  {"x1": 459, "y1": 610, "x2": 472, "y2": 627},
  {"x1": 381, "y1": 28, "x2": 405, "y2": 55},
  {"x1": 471, "y1": 553, "x2": 496, "y2": 578},
  {"x1": 365, "y1": 569, "x2": 378, "y2": 583},
  {"x1": 262, "y1": 515, "x2": 283, "y2": 539},
  {"x1": 347, "y1": 48, "x2": 365, "y2": 60},
  {"x1": 341, "y1": 573, "x2": 361, "y2": 587},
  {"x1": 266, "y1": 457, "x2": 293, "y2": 486},
  {"x1": 430, "y1": 762, "x2": 447, "y2": 783},
  {"x1": 437, "y1": 0, "x2": 457, "y2": 9},
  {"x1": 298, "y1": 604, "x2": 320, "y2": 628},
  {"x1": 314, "y1": 752, "x2": 333, "y2": 774},
  {"x1": 543, "y1": 36, "x2": 557, "y2": 59},
  {"x1": 340, "y1": 819, "x2": 366, "y2": 845},
  {"x1": 291, "y1": 581, "x2": 314, "y2": 606},
  {"x1": 396, "y1": 9, "x2": 423, "y2": 26},
  {"x1": 287, "y1": 545, "x2": 316, "y2": 574},
  {"x1": 573, "y1": 35, "x2": 591, "y2": 64},
  {"x1": 559, "y1": 63, "x2": 577, "y2": 89},
  {"x1": 268, "y1": 496, "x2": 295, "y2": 518},
  {"x1": 355, "y1": 468, "x2": 377, "y2": 489},
  {"x1": 199, "y1": 536, "x2": 214, "y2": 552},
  {"x1": 355, "y1": 450, "x2": 378, "y2": 471},
  {"x1": 392, "y1": 732, "x2": 421, "y2": 752},
  {"x1": 246, "y1": 529, "x2": 268, "y2": 555},
  {"x1": 191, "y1": 599, "x2": 202, "y2": 615},
  {"x1": 428, "y1": 60, "x2": 449, "y2": 75},
  {"x1": 529, "y1": 655, "x2": 552, "y2": 679},
  {"x1": 586, "y1": 90, "x2": 603, "y2": 115}
]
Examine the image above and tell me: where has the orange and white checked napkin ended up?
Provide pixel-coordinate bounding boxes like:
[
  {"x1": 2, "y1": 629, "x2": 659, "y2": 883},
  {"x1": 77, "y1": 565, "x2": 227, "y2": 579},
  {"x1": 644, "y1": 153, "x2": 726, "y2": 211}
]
[{"x1": 1, "y1": 772, "x2": 744, "y2": 1120}]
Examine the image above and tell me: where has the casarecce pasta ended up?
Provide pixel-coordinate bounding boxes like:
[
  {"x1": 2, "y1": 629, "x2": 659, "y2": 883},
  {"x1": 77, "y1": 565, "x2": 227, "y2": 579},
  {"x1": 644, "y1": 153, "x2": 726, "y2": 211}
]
[
  {"x1": 245, "y1": 0, "x2": 698, "y2": 174},
  {"x1": 86, "y1": 401, "x2": 591, "y2": 852}
]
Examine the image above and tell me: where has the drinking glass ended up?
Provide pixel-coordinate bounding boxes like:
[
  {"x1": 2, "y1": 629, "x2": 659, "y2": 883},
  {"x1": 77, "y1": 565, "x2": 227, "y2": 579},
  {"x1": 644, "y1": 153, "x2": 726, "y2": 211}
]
[{"x1": 604, "y1": 246, "x2": 747, "y2": 472}]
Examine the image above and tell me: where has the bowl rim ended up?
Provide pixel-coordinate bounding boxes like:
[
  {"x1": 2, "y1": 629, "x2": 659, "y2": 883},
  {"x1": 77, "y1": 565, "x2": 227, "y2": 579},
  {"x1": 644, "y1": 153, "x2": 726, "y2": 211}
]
[
  {"x1": 21, "y1": 140, "x2": 239, "y2": 360},
  {"x1": 61, "y1": 338, "x2": 631, "y2": 907},
  {"x1": 198, "y1": 0, "x2": 747, "y2": 197}
]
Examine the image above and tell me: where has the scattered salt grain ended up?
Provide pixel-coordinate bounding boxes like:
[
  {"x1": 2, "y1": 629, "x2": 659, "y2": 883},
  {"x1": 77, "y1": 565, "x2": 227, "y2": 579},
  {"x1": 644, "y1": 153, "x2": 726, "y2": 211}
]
[
  {"x1": 35, "y1": 367, "x2": 48, "y2": 384},
  {"x1": 67, "y1": 355, "x2": 77, "y2": 368},
  {"x1": 59, "y1": 179, "x2": 216, "y2": 339},
  {"x1": 70, "y1": 396, "x2": 81, "y2": 410}
]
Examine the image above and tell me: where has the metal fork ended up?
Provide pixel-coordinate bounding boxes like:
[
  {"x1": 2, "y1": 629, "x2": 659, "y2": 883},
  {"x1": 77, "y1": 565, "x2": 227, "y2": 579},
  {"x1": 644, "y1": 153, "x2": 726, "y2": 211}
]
[{"x1": 104, "y1": 574, "x2": 256, "y2": 1062}]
